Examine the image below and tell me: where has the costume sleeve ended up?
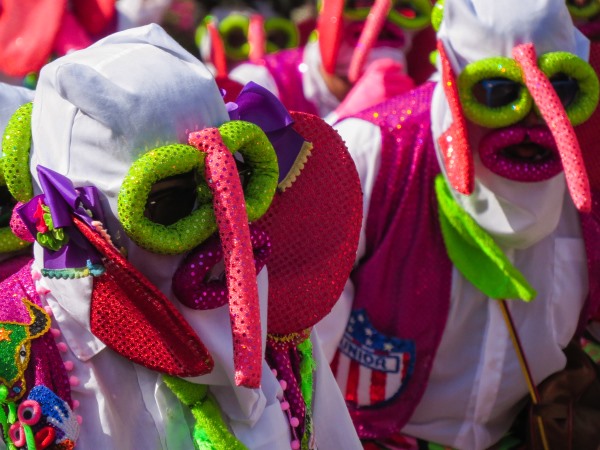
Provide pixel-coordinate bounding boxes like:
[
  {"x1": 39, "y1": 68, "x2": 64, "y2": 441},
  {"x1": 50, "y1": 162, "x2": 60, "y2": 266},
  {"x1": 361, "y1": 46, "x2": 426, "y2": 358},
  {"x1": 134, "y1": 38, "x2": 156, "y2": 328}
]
[{"x1": 315, "y1": 117, "x2": 382, "y2": 362}]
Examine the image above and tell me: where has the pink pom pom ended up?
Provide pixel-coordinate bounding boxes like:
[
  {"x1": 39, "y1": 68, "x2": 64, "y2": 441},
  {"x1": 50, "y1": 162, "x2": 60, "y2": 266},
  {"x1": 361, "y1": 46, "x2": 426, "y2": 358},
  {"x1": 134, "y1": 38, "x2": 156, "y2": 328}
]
[
  {"x1": 281, "y1": 401, "x2": 290, "y2": 411},
  {"x1": 69, "y1": 376, "x2": 80, "y2": 387},
  {"x1": 291, "y1": 439, "x2": 300, "y2": 449},
  {"x1": 44, "y1": 306, "x2": 53, "y2": 316},
  {"x1": 77, "y1": 415, "x2": 83, "y2": 425},
  {"x1": 57, "y1": 342, "x2": 68, "y2": 353},
  {"x1": 289, "y1": 417, "x2": 300, "y2": 428},
  {"x1": 279, "y1": 379, "x2": 288, "y2": 391},
  {"x1": 50, "y1": 328, "x2": 61, "y2": 338},
  {"x1": 63, "y1": 361, "x2": 74, "y2": 371},
  {"x1": 73, "y1": 400, "x2": 80, "y2": 409}
]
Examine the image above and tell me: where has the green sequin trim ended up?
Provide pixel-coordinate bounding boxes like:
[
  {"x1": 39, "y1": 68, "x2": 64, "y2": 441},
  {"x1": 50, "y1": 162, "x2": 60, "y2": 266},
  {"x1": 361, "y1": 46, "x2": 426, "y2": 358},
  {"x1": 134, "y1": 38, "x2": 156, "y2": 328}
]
[
  {"x1": 118, "y1": 144, "x2": 216, "y2": 255},
  {"x1": 218, "y1": 120, "x2": 278, "y2": 222},
  {"x1": 388, "y1": 0, "x2": 432, "y2": 30},
  {"x1": 434, "y1": 174, "x2": 536, "y2": 301},
  {"x1": 458, "y1": 57, "x2": 532, "y2": 129},
  {"x1": 431, "y1": 0, "x2": 444, "y2": 32},
  {"x1": 2, "y1": 103, "x2": 33, "y2": 203},
  {"x1": 264, "y1": 17, "x2": 299, "y2": 52},
  {"x1": 219, "y1": 15, "x2": 251, "y2": 61},
  {"x1": 163, "y1": 376, "x2": 247, "y2": 450},
  {"x1": 297, "y1": 336, "x2": 316, "y2": 450},
  {"x1": 538, "y1": 51, "x2": 600, "y2": 126}
]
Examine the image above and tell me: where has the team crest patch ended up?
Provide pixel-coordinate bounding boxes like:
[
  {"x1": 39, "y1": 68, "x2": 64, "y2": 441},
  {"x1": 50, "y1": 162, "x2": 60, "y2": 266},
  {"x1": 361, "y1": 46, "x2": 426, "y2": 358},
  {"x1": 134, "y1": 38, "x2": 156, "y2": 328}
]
[{"x1": 331, "y1": 309, "x2": 415, "y2": 407}]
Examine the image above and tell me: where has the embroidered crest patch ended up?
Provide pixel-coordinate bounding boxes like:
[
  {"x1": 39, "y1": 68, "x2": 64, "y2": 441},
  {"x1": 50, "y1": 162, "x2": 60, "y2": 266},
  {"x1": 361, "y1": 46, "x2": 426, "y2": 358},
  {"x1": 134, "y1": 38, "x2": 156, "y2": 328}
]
[{"x1": 331, "y1": 309, "x2": 415, "y2": 407}]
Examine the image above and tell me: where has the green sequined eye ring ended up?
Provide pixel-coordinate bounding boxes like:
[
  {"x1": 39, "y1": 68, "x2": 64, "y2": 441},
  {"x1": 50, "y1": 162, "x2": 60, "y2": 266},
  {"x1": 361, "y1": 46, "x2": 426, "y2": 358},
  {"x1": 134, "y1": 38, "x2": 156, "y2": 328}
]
[
  {"x1": 0, "y1": 159, "x2": 30, "y2": 253},
  {"x1": 219, "y1": 15, "x2": 251, "y2": 61},
  {"x1": 431, "y1": 0, "x2": 444, "y2": 32},
  {"x1": 458, "y1": 57, "x2": 532, "y2": 129},
  {"x1": 264, "y1": 17, "x2": 299, "y2": 53},
  {"x1": 388, "y1": 0, "x2": 432, "y2": 30},
  {"x1": 567, "y1": 1, "x2": 600, "y2": 20},
  {"x1": 118, "y1": 121, "x2": 278, "y2": 255},
  {"x1": 538, "y1": 51, "x2": 600, "y2": 126},
  {"x1": 3, "y1": 102, "x2": 34, "y2": 203}
]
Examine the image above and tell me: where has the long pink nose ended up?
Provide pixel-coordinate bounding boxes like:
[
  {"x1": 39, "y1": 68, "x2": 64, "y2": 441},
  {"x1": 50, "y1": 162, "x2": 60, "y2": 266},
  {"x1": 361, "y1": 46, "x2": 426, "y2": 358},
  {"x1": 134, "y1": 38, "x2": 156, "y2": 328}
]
[{"x1": 513, "y1": 43, "x2": 591, "y2": 212}]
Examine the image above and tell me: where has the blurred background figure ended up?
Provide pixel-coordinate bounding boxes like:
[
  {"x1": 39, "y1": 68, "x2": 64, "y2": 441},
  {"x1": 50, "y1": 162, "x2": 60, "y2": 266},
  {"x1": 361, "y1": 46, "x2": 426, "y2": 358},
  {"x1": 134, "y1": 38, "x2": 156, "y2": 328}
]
[
  {"x1": 0, "y1": 0, "x2": 174, "y2": 87},
  {"x1": 228, "y1": 0, "x2": 433, "y2": 121}
]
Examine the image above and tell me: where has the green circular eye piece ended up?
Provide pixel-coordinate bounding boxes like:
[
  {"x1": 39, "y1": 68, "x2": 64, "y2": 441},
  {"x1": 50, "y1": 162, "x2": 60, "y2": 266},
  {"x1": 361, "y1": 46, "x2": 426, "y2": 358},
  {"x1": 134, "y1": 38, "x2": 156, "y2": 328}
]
[
  {"x1": 538, "y1": 51, "x2": 600, "y2": 126},
  {"x1": 118, "y1": 144, "x2": 216, "y2": 255},
  {"x1": 389, "y1": 0, "x2": 433, "y2": 30},
  {"x1": 3, "y1": 102, "x2": 33, "y2": 203},
  {"x1": 431, "y1": 0, "x2": 444, "y2": 32},
  {"x1": 0, "y1": 160, "x2": 30, "y2": 253},
  {"x1": 264, "y1": 17, "x2": 299, "y2": 53},
  {"x1": 118, "y1": 121, "x2": 279, "y2": 255},
  {"x1": 216, "y1": 120, "x2": 279, "y2": 222},
  {"x1": 566, "y1": 0, "x2": 600, "y2": 20},
  {"x1": 219, "y1": 15, "x2": 251, "y2": 61},
  {"x1": 458, "y1": 57, "x2": 532, "y2": 128}
]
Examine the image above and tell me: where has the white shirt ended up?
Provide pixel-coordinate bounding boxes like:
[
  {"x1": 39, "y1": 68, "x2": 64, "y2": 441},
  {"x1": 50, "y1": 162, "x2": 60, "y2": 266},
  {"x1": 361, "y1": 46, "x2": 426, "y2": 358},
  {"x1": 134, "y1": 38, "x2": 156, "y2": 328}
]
[{"x1": 318, "y1": 117, "x2": 588, "y2": 450}]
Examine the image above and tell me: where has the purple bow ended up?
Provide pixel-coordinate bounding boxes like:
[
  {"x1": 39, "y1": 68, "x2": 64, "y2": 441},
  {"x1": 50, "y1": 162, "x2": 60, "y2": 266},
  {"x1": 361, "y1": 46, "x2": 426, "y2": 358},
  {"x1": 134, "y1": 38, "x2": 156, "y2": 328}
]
[
  {"x1": 227, "y1": 81, "x2": 306, "y2": 184},
  {"x1": 17, "y1": 166, "x2": 105, "y2": 270}
]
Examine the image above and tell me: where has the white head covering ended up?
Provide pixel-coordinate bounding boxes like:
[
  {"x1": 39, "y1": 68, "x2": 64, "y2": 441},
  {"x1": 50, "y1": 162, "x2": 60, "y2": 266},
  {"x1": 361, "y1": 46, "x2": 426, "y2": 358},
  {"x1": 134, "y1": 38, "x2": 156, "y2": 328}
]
[
  {"x1": 431, "y1": 0, "x2": 590, "y2": 249},
  {"x1": 31, "y1": 24, "x2": 228, "y2": 291}
]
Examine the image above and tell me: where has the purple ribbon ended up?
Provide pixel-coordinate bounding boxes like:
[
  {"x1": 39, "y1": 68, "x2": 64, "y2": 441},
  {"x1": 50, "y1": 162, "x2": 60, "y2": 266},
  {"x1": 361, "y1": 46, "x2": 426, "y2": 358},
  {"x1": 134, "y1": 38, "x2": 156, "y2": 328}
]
[
  {"x1": 227, "y1": 81, "x2": 306, "y2": 184},
  {"x1": 16, "y1": 166, "x2": 105, "y2": 270}
]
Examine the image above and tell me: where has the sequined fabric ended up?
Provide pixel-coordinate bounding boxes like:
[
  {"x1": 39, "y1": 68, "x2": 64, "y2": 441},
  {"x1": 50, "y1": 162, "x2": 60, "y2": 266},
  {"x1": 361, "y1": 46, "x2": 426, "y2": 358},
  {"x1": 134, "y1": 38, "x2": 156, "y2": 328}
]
[
  {"x1": 188, "y1": 128, "x2": 262, "y2": 389},
  {"x1": 173, "y1": 225, "x2": 271, "y2": 311},
  {"x1": 0, "y1": 255, "x2": 32, "y2": 283},
  {"x1": 437, "y1": 41, "x2": 474, "y2": 195},
  {"x1": 256, "y1": 112, "x2": 363, "y2": 334},
  {"x1": 345, "y1": 82, "x2": 453, "y2": 439},
  {"x1": 72, "y1": 216, "x2": 214, "y2": 377},
  {"x1": 262, "y1": 49, "x2": 320, "y2": 116},
  {"x1": 513, "y1": 43, "x2": 591, "y2": 212}
]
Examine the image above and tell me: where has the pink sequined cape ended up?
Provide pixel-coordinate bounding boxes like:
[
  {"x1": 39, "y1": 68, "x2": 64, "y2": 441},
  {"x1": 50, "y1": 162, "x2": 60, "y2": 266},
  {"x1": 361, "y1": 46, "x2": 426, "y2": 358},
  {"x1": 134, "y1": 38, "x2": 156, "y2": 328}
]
[{"x1": 331, "y1": 81, "x2": 600, "y2": 440}]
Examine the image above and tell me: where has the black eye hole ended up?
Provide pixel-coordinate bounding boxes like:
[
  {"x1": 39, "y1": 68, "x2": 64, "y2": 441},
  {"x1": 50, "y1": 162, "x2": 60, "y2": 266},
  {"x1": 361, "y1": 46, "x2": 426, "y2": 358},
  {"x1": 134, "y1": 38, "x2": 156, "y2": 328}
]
[
  {"x1": 145, "y1": 171, "x2": 198, "y2": 226},
  {"x1": 550, "y1": 73, "x2": 579, "y2": 109},
  {"x1": 472, "y1": 78, "x2": 522, "y2": 108},
  {"x1": 225, "y1": 26, "x2": 248, "y2": 49},
  {"x1": 234, "y1": 156, "x2": 252, "y2": 190},
  {"x1": 267, "y1": 28, "x2": 291, "y2": 50},
  {"x1": 0, "y1": 185, "x2": 17, "y2": 228}
]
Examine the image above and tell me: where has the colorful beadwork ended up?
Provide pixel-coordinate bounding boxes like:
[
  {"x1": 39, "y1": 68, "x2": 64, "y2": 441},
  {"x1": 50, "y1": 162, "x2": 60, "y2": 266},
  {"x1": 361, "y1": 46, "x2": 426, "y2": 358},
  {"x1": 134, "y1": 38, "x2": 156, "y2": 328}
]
[
  {"x1": 513, "y1": 43, "x2": 591, "y2": 212},
  {"x1": 2, "y1": 103, "x2": 33, "y2": 203},
  {"x1": 34, "y1": 199, "x2": 69, "y2": 252},
  {"x1": 537, "y1": 51, "x2": 599, "y2": 126},
  {"x1": 118, "y1": 144, "x2": 217, "y2": 255},
  {"x1": 458, "y1": 57, "x2": 531, "y2": 128}
]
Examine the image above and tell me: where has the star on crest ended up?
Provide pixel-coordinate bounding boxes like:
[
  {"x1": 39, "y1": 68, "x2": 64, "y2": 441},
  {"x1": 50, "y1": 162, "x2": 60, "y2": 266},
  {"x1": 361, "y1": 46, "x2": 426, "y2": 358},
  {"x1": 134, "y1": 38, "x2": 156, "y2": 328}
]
[{"x1": 0, "y1": 327, "x2": 12, "y2": 342}]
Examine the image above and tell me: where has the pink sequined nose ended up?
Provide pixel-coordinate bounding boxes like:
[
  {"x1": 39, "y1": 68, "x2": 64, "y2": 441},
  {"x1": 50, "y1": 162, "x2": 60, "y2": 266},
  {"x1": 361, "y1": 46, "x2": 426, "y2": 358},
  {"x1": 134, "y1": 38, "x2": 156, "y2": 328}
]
[{"x1": 513, "y1": 43, "x2": 591, "y2": 212}]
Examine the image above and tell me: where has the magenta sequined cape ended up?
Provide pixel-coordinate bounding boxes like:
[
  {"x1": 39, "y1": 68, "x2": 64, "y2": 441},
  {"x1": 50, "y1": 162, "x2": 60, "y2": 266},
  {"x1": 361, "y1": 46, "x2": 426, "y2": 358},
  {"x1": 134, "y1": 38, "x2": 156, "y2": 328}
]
[{"x1": 334, "y1": 82, "x2": 600, "y2": 439}]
